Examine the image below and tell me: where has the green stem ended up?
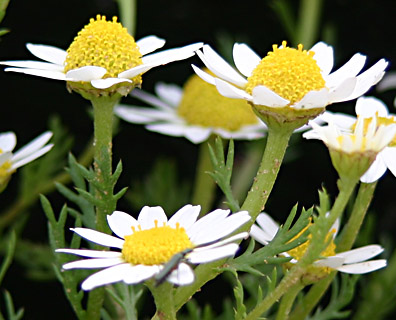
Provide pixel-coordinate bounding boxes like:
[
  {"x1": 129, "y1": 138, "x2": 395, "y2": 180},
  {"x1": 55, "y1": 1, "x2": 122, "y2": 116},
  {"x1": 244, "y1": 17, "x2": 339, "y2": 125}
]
[
  {"x1": 192, "y1": 136, "x2": 217, "y2": 215},
  {"x1": 117, "y1": 0, "x2": 137, "y2": 36},
  {"x1": 276, "y1": 283, "x2": 305, "y2": 320},
  {"x1": 289, "y1": 182, "x2": 377, "y2": 320},
  {"x1": 296, "y1": 0, "x2": 324, "y2": 47},
  {"x1": 149, "y1": 282, "x2": 177, "y2": 320}
]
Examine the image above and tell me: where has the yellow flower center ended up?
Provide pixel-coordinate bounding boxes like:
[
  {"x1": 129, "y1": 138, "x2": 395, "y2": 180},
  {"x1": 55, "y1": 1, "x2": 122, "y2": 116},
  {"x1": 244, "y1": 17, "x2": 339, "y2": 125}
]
[
  {"x1": 64, "y1": 15, "x2": 142, "y2": 81},
  {"x1": 246, "y1": 41, "x2": 326, "y2": 107},
  {"x1": 122, "y1": 221, "x2": 193, "y2": 265},
  {"x1": 177, "y1": 71, "x2": 259, "y2": 130}
]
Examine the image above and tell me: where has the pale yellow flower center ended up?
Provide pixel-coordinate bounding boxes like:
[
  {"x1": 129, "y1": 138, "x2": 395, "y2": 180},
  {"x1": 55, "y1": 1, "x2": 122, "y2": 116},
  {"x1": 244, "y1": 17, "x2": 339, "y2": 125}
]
[
  {"x1": 64, "y1": 15, "x2": 142, "y2": 81},
  {"x1": 177, "y1": 71, "x2": 259, "y2": 130},
  {"x1": 246, "y1": 41, "x2": 326, "y2": 106},
  {"x1": 122, "y1": 221, "x2": 193, "y2": 265}
]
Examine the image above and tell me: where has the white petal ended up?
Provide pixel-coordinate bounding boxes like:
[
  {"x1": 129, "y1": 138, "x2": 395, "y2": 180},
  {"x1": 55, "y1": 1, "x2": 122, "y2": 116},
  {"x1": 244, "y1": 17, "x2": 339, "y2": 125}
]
[
  {"x1": 168, "y1": 205, "x2": 201, "y2": 230},
  {"x1": 355, "y1": 96, "x2": 389, "y2": 117},
  {"x1": 193, "y1": 232, "x2": 248, "y2": 251},
  {"x1": 292, "y1": 88, "x2": 329, "y2": 109},
  {"x1": 327, "y1": 77, "x2": 357, "y2": 104},
  {"x1": 146, "y1": 123, "x2": 212, "y2": 144},
  {"x1": 63, "y1": 257, "x2": 124, "y2": 269},
  {"x1": 154, "y1": 82, "x2": 183, "y2": 108},
  {"x1": 382, "y1": 147, "x2": 396, "y2": 177},
  {"x1": 131, "y1": 88, "x2": 175, "y2": 111},
  {"x1": 377, "y1": 72, "x2": 396, "y2": 91},
  {"x1": 11, "y1": 144, "x2": 53, "y2": 170},
  {"x1": 167, "y1": 263, "x2": 195, "y2": 285},
  {"x1": 255, "y1": 212, "x2": 279, "y2": 241},
  {"x1": 55, "y1": 248, "x2": 122, "y2": 258},
  {"x1": 336, "y1": 260, "x2": 387, "y2": 274},
  {"x1": 0, "y1": 152, "x2": 12, "y2": 167},
  {"x1": 119, "y1": 63, "x2": 157, "y2": 79},
  {"x1": 107, "y1": 211, "x2": 138, "y2": 238},
  {"x1": 142, "y1": 42, "x2": 203, "y2": 65},
  {"x1": 12, "y1": 131, "x2": 52, "y2": 162},
  {"x1": 0, "y1": 132, "x2": 16, "y2": 152},
  {"x1": 137, "y1": 206, "x2": 168, "y2": 229},
  {"x1": 91, "y1": 78, "x2": 131, "y2": 89},
  {"x1": 310, "y1": 42, "x2": 334, "y2": 76},
  {"x1": 115, "y1": 106, "x2": 178, "y2": 124},
  {"x1": 250, "y1": 224, "x2": 271, "y2": 245},
  {"x1": 81, "y1": 263, "x2": 133, "y2": 290},
  {"x1": 325, "y1": 53, "x2": 366, "y2": 88},
  {"x1": 360, "y1": 156, "x2": 387, "y2": 183},
  {"x1": 187, "y1": 243, "x2": 239, "y2": 263},
  {"x1": 335, "y1": 245, "x2": 384, "y2": 263},
  {"x1": 4, "y1": 67, "x2": 67, "y2": 80},
  {"x1": 136, "y1": 35, "x2": 166, "y2": 56},
  {"x1": 319, "y1": 111, "x2": 356, "y2": 129},
  {"x1": 187, "y1": 209, "x2": 231, "y2": 241},
  {"x1": 71, "y1": 228, "x2": 124, "y2": 249},
  {"x1": 123, "y1": 265, "x2": 160, "y2": 284},
  {"x1": 26, "y1": 43, "x2": 67, "y2": 65},
  {"x1": 0, "y1": 60, "x2": 64, "y2": 71},
  {"x1": 214, "y1": 77, "x2": 252, "y2": 100},
  {"x1": 252, "y1": 85, "x2": 289, "y2": 107},
  {"x1": 314, "y1": 256, "x2": 345, "y2": 269},
  {"x1": 232, "y1": 43, "x2": 261, "y2": 77},
  {"x1": 198, "y1": 45, "x2": 247, "y2": 87},
  {"x1": 191, "y1": 64, "x2": 216, "y2": 85},
  {"x1": 65, "y1": 66, "x2": 107, "y2": 81}
]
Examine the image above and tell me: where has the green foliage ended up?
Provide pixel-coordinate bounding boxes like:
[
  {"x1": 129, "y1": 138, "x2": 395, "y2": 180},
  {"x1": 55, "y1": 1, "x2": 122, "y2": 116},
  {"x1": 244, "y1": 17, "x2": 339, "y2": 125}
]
[
  {"x1": 105, "y1": 283, "x2": 144, "y2": 320},
  {"x1": 0, "y1": 291, "x2": 24, "y2": 320}
]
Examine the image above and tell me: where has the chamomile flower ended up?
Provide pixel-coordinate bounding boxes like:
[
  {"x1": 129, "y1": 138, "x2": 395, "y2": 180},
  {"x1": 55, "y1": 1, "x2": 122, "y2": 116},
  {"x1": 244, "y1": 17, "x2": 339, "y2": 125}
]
[
  {"x1": 115, "y1": 71, "x2": 266, "y2": 144},
  {"x1": 251, "y1": 212, "x2": 386, "y2": 277},
  {"x1": 303, "y1": 102, "x2": 396, "y2": 180},
  {"x1": 193, "y1": 41, "x2": 387, "y2": 126},
  {"x1": 0, "y1": 131, "x2": 53, "y2": 189},
  {"x1": 56, "y1": 205, "x2": 250, "y2": 290},
  {"x1": 317, "y1": 97, "x2": 396, "y2": 183},
  {"x1": 1, "y1": 15, "x2": 202, "y2": 96}
]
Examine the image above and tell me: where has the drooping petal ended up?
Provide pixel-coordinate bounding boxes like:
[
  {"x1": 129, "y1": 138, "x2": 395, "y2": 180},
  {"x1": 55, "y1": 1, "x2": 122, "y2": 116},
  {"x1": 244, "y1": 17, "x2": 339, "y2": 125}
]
[
  {"x1": 360, "y1": 156, "x2": 388, "y2": 183},
  {"x1": 131, "y1": 87, "x2": 176, "y2": 111},
  {"x1": 334, "y1": 245, "x2": 384, "y2": 264},
  {"x1": 250, "y1": 224, "x2": 272, "y2": 245},
  {"x1": 325, "y1": 53, "x2": 366, "y2": 88},
  {"x1": 4, "y1": 67, "x2": 67, "y2": 81},
  {"x1": 255, "y1": 212, "x2": 279, "y2": 241},
  {"x1": 186, "y1": 209, "x2": 231, "y2": 241},
  {"x1": 123, "y1": 265, "x2": 161, "y2": 284},
  {"x1": 310, "y1": 42, "x2": 334, "y2": 76},
  {"x1": 187, "y1": 243, "x2": 239, "y2": 264},
  {"x1": 168, "y1": 205, "x2": 201, "y2": 230},
  {"x1": 91, "y1": 77, "x2": 131, "y2": 89},
  {"x1": 252, "y1": 85, "x2": 289, "y2": 107},
  {"x1": 118, "y1": 63, "x2": 157, "y2": 79},
  {"x1": 0, "y1": 60, "x2": 64, "y2": 71},
  {"x1": 327, "y1": 77, "x2": 357, "y2": 104},
  {"x1": 56, "y1": 248, "x2": 122, "y2": 258},
  {"x1": 137, "y1": 206, "x2": 168, "y2": 229},
  {"x1": 355, "y1": 96, "x2": 389, "y2": 117},
  {"x1": 146, "y1": 123, "x2": 212, "y2": 144},
  {"x1": 71, "y1": 228, "x2": 124, "y2": 249},
  {"x1": 232, "y1": 43, "x2": 261, "y2": 77},
  {"x1": 154, "y1": 82, "x2": 183, "y2": 108},
  {"x1": 62, "y1": 257, "x2": 124, "y2": 269},
  {"x1": 115, "y1": 105, "x2": 178, "y2": 124},
  {"x1": 0, "y1": 132, "x2": 16, "y2": 152},
  {"x1": 167, "y1": 263, "x2": 195, "y2": 285},
  {"x1": 336, "y1": 260, "x2": 387, "y2": 274},
  {"x1": 382, "y1": 147, "x2": 396, "y2": 177},
  {"x1": 11, "y1": 144, "x2": 53, "y2": 170},
  {"x1": 193, "y1": 232, "x2": 248, "y2": 251},
  {"x1": 191, "y1": 64, "x2": 216, "y2": 85},
  {"x1": 66, "y1": 66, "x2": 107, "y2": 81},
  {"x1": 136, "y1": 36, "x2": 166, "y2": 56},
  {"x1": 292, "y1": 88, "x2": 329, "y2": 109},
  {"x1": 107, "y1": 211, "x2": 139, "y2": 238},
  {"x1": 81, "y1": 263, "x2": 133, "y2": 290},
  {"x1": 26, "y1": 43, "x2": 67, "y2": 65},
  {"x1": 12, "y1": 132, "x2": 52, "y2": 162},
  {"x1": 214, "y1": 77, "x2": 252, "y2": 100}
]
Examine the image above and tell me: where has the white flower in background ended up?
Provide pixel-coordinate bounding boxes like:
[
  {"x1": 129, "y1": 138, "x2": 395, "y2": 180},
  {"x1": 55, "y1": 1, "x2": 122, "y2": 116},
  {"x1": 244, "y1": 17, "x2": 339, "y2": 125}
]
[
  {"x1": 193, "y1": 41, "x2": 387, "y2": 111},
  {"x1": 0, "y1": 15, "x2": 202, "y2": 96},
  {"x1": 0, "y1": 131, "x2": 53, "y2": 188},
  {"x1": 56, "y1": 205, "x2": 250, "y2": 290},
  {"x1": 308, "y1": 97, "x2": 396, "y2": 183},
  {"x1": 115, "y1": 71, "x2": 266, "y2": 144},
  {"x1": 251, "y1": 212, "x2": 387, "y2": 274}
]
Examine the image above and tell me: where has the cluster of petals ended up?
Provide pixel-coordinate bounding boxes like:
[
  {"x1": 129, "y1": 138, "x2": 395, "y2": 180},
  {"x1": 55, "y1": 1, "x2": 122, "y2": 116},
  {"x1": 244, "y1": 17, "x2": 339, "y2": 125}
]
[
  {"x1": 250, "y1": 212, "x2": 387, "y2": 274},
  {"x1": 0, "y1": 36, "x2": 202, "y2": 90},
  {"x1": 192, "y1": 42, "x2": 387, "y2": 109},
  {"x1": 56, "y1": 205, "x2": 250, "y2": 290},
  {"x1": 305, "y1": 97, "x2": 396, "y2": 182},
  {"x1": 0, "y1": 131, "x2": 53, "y2": 174},
  {"x1": 115, "y1": 82, "x2": 267, "y2": 144}
]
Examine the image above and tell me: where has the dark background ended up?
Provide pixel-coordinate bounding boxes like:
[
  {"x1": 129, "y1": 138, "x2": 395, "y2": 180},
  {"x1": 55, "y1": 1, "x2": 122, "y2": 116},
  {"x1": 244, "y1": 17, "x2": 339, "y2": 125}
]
[{"x1": 1, "y1": 0, "x2": 396, "y2": 318}]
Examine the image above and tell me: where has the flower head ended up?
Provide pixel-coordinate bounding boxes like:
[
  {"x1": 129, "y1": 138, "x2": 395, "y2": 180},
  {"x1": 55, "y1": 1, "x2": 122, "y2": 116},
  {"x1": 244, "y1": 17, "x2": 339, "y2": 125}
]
[
  {"x1": 193, "y1": 41, "x2": 387, "y2": 126},
  {"x1": 1, "y1": 15, "x2": 202, "y2": 97},
  {"x1": 317, "y1": 97, "x2": 396, "y2": 183},
  {"x1": 0, "y1": 131, "x2": 53, "y2": 190},
  {"x1": 115, "y1": 71, "x2": 266, "y2": 143},
  {"x1": 303, "y1": 99, "x2": 396, "y2": 180},
  {"x1": 251, "y1": 212, "x2": 386, "y2": 280},
  {"x1": 56, "y1": 205, "x2": 250, "y2": 290}
]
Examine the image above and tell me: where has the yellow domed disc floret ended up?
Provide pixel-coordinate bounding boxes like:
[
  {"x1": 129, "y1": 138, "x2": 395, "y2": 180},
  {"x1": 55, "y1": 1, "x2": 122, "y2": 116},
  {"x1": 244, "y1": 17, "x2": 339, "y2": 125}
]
[
  {"x1": 178, "y1": 71, "x2": 259, "y2": 131},
  {"x1": 64, "y1": 15, "x2": 143, "y2": 86},
  {"x1": 122, "y1": 221, "x2": 193, "y2": 266},
  {"x1": 246, "y1": 41, "x2": 326, "y2": 107}
]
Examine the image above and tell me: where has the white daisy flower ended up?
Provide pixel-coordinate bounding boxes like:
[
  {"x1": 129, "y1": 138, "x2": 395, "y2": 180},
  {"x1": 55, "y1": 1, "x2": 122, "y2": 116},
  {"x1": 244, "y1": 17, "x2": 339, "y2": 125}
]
[
  {"x1": 192, "y1": 41, "x2": 387, "y2": 112},
  {"x1": 0, "y1": 131, "x2": 53, "y2": 188},
  {"x1": 56, "y1": 205, "x2": 250, "y2": 290},
  {"x1": 0, "y1": 15, "x2": 202, "y2": 96},
  {"x1": 316, "y1": 97, "x2": 396, "y2": 183},
  {"x1": 115, "y1": 71, "x2": 266, "y2": 144},
  {"x1": 251, "y1": 212, "x2": 386, "y2": 275}
]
